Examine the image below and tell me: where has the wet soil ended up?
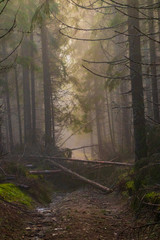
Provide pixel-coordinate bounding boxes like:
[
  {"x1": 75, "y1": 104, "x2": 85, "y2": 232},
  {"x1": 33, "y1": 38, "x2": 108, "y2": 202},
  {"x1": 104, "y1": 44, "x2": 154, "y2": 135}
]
[
  {"x1": 0, "y1": 200, "x2": 28, "y2": 240},
  {"x1": 22, "y1": 188, "x2": 134, "y2": 240}
]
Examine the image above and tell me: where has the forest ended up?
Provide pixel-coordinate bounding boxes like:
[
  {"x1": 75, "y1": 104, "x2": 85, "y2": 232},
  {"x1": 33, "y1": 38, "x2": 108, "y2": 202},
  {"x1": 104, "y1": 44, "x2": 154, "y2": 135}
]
[{"x1": 0, "y1": 0, "x2": 160, "y2": 239}]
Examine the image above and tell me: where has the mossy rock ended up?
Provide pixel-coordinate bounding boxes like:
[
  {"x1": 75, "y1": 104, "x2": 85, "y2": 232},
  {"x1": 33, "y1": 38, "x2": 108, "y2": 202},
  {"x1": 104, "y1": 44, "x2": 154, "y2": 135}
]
[{"x1": 0, "y1": 183, "x2": 32, "y2": 206}]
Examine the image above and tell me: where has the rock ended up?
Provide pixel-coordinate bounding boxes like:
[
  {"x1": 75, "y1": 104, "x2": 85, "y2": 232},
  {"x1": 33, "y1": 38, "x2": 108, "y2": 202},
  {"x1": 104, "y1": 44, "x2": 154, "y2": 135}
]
[
  {"x1": 33, "y1": 237, "x2": 40, "y2": 240},
  {"x1": 54, "y1": 227, "x2": 63, "y2": 231},
  {"x1": 28, "y1": 222, "x2": 34, "y2": 225},
  {"x1": 42, "y1": 226, "x2": 51, "y2": 231},
  {"x1": 52, "y1": 233, "x2": 58, "y2": 236},
  {"x1": 38, "y1": 231, "x2": 45, "y2": 237},
  {"x1": 33, "y1": 227, "x2": 41, "y2": 232},
  {"x1": 26, "y1": 227, "x2": 31, "y2": 230},
  {"x1": 42, "y1": 217, "x2": 51, "y2": 223}
]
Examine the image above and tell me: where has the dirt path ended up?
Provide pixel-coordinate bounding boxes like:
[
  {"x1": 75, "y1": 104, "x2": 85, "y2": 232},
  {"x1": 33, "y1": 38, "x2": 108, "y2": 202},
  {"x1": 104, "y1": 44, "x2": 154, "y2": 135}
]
[{"x1": 23, "y1": 188, "x2": 134, "y2": 240}]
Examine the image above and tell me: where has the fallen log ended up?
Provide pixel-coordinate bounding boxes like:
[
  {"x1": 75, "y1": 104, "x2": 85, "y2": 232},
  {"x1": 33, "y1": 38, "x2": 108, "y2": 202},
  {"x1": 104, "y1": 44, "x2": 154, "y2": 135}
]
[
  {"x1": 5, "y1": 175, "x2": 16, "y2": 180},
  {"x1": 16, "y1": 184, "x2": 30, "y2": 189},
  {"x1": 46, "y1": 158, "x2": 113, "y2": 194},
  {"x1": 29, "y1": 170, "x2": 61, "y2": 174},
  {"x1": 26, "y1": 164, "x2": 35, "y2": 169},
  {"x1": 28, "y1": 155, "x2": 133, "y2": 167}
]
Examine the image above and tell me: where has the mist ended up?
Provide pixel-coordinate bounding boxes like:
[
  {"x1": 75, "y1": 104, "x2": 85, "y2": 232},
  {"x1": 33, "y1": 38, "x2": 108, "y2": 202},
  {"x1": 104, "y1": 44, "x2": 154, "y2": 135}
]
[{"x1": 0, "y1": 1, "x2": 160, "y2": 239}]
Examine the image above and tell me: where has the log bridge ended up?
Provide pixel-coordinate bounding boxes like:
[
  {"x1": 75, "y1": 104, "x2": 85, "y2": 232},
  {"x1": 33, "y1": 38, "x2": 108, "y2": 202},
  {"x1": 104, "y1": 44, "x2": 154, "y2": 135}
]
[{"x1": 26, "y1": 155, "x2": 134, "y2": 194}]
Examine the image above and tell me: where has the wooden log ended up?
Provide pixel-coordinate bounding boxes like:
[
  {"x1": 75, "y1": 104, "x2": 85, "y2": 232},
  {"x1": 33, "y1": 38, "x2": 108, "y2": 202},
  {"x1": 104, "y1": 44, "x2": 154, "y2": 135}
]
[
  {"x1": 29, "y1": 170, "x2": 61, "y2": 174},
  {"x1": 5, "y1": 175, "x2": 16, "y2": 180},
  {"x1": 46, "y1": 159, "x2": 113, "y2": 194},
  {"x1": 16, "y1": 184, "x2": 30, "y2": 189},
  {"x1": 26, "y1": 164, "x2": 35, "y2": 169},
  {"x1": 28, "y1": 155, "x2": 133, "y2": 167}
]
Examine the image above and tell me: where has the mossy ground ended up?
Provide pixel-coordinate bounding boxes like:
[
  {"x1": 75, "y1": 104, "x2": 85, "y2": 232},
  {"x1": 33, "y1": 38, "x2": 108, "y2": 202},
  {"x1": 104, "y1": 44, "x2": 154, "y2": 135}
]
[
  {"x1": 0, "y1": 158, "x2": 53, "y2": 205},
  {"x1": 0, "y1": 158, "x2": 54, "y2": 240},
  {"x1": 0, "y1": 183, "x2": 32, "y2": 206},
  {"x1": 117, "y1": 161, "x2": 160, "y2": 220}
]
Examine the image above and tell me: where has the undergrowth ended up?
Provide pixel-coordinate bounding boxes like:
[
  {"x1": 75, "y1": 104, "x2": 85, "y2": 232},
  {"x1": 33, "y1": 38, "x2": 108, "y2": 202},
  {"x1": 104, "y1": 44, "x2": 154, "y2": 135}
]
[
  {"x1": 118, "y1": 155, "x2": 160, "y2": 221},
  {"x1": 0, "y1": 159, "x2": 53, "y2": 205}
]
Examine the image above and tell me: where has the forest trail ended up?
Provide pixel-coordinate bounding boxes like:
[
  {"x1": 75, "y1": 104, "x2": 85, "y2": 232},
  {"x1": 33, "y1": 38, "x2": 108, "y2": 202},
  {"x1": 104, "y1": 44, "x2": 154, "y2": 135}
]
[{"x1": 23, "y1": 189, "x2": 134, "y2": 240}]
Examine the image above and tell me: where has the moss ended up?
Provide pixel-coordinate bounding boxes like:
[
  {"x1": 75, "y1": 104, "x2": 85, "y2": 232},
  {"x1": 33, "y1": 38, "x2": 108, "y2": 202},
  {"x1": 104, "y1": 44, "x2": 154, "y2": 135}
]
[
  {"x1": 27, "y1": 174, "x2": 40, "y2": 180},
  {"x1": 118, "y1": 169, "x2": 134, "y2": 182},
  {"x1": 0, "y1": 183, "x2": 32, "y2": 206},
  {"x1": 144, "y1": 192, "x2": 160, "y2": 204},
  {"x1": 126, "y1": 180, "x2": 135, "y2": 195},
  {"x1": 126, "y1": 180, "x2": 136, "y2": 196},
  {"x1": 117, "y1": 168, "x2": 135, "y2": 193}
]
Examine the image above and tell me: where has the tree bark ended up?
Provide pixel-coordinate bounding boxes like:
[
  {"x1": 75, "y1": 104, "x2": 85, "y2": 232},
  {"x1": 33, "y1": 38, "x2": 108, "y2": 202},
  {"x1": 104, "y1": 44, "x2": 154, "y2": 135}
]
[
  {"x1": 14, "y1": 68, "x2": 22, "y2": 147},
  {"x1": 4, "y1": 73, "x2": 13, "y2": 151},
  {"x1": 105, "y1": 90, "x2": 115, "y2": 152},
  {"x1": 94, "y1": 79, "x2": 103, "y2": 159},
  {"x1": 2, "y1": 42, "x2": 13, "y2": 151},
  {"x1": 127, "y1": 0, "x2": 147, "y2": 160},
  {"x1": 120, "y1": 82, "x2": 131, "y2": 153},
  {"x1": 148, "y1": 0, "x2": 159, "y2": 122},
  {"x1": 30, "y1": 33, "x2": 36, "y2": 144},
  {"x1": 21, "y1": 37, "x2": 32, "y2": 146},
  {"x1": 41, "y1": 23, "x2": 55, "y2": 149}
]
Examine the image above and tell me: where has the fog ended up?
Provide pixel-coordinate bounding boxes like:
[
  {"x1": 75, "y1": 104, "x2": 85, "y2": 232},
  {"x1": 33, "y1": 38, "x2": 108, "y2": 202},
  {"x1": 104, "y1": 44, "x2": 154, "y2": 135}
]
[{"x1": 0, "y1": 0, "x2": 159, "y2": 162}]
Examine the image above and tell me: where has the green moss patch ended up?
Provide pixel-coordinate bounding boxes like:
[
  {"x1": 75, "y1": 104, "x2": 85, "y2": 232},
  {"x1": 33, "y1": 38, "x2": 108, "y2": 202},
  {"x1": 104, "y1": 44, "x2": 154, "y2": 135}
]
[
  {"x1": 126, "y1": 180, "x2": 135, "y2": 195},
  {"x1": 0, "y1": 183, "x2": 32, "y2": 206},
  {"x1": 144, "y1": 192, "x2": 160, "y2": 204}
]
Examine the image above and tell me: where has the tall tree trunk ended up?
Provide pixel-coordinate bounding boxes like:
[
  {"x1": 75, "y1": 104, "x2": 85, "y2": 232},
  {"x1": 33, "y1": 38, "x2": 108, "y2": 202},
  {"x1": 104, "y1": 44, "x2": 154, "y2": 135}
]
[
  {"x1": 142, "y1": 19, "x2": 152, "y2": 118},
  {"x1": 145, "y1": 76, "x2": 153, "y2": 118},
  {"x1": 101, "y1": 94, "x2": 107, "y2": 143},
  {"x1": 148, "y1": 0, "x2": 159, "y2": 122},
  {"x1": 114, "y1": 31, "x2": 131, "y2": 154},
  {"x1": 51, "y1": 96, "x2": 55, "y2": 141},
  {"x1": 2, "y1": 43, "x2": 13, "y2": 151},
  {"x1": 94, "y1": 80, "x2": 103, "y2": 159},
  {"x1": 0, "y1": 112, "x2": 3, "y2": 155},
  {"x1": 14, "y1": 68, "x2": 22, "y2": 147},
  {"x1": 95, "y1": 105, "x2": 103, "y2": 159},
  {"x1": 105, "y1": 90, "x2": 116, "y2": 153},
  {"x1": 158, "y1": 7, "x2": 160, "y2": 45},
  {"x1": 30, "y1": 33, "x2": 36, "y2": 144},
  {"x1": 41, "y1": 23, "x2": 55, "y2": 149},
  {"x1": 120, "y1": 82, "x2": 131, "y2": 153},
  {"x1": 90, "y1": 128, "x2": 94, "y2": 159},
  {"x1": 127, "y1": 0, "x2": 147, "y2": 160},
  {"x1": 4, "y1": 110, "x2": 9, "y2": 152},
  {"x1": 21, "y1": 37, "x2": 32, "y2": 146},
  {"x1": 110, "y1": 92, "x2": 116, "y2": 147},
  {"x1": 4, "y1": 73, "x2": 13, "y2": 151}
]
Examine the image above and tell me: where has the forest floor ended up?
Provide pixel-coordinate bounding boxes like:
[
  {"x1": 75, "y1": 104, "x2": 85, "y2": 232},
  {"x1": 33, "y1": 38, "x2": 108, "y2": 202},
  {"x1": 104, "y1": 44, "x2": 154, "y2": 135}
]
[
  {"x1": 21, "y1": 188, "x2": 135, "y2": 240},
  {"x1": 1, "y1": 187, "x2": 160, "y2": 240}
]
